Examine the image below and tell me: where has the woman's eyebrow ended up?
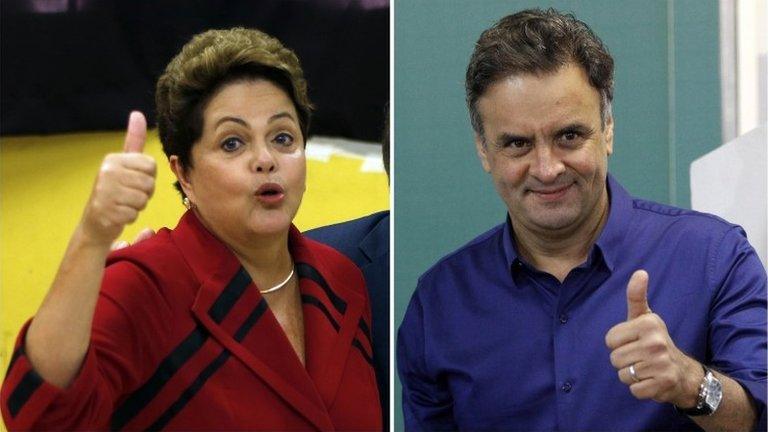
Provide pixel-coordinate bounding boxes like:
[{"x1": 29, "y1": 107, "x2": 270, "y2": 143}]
[
  {"x1": 213, "y1": 112, "x2": 296, "y2": 130},
  {"x1": 214, "y1": 116, "x2": 249, "y2": 129},
  {"x1": 268, "y1": 112, "x2": 296, "y2": 123}
]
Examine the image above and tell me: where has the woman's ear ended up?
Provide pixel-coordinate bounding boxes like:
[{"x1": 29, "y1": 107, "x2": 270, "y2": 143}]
[{"x1": 169, "y1": 155, "x2": 195, "y2": 202}]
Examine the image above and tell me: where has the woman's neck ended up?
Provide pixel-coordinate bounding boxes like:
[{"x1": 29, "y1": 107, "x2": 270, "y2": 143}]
[
  {"x1": 193, "y1": 210, "x2": 294, "y2": 290},
  {"x1": 231, "y1": 238, "x2": 294, "y2": 291}
]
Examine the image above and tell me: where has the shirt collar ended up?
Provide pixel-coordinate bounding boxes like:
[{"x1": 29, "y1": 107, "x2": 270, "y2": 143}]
[
  {"x1": 501, "y1": 213, "x2": 521, "y2": 272},
  {"x1": 501, "y1": 173, "x2": 631, "y2": 274},
  {"x1": 594, "y1": 173, "x2": 633, "y2": 271}
]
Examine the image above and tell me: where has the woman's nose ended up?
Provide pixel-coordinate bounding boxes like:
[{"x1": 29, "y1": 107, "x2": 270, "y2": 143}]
[{"x1": 251, "y1": 144, "x2": 277, "y2": 173}]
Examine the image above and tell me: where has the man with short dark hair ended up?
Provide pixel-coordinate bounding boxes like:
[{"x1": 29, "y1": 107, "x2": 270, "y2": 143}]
[{"x1": 398, "y1": 9, "x2": 766, "y2": 431}]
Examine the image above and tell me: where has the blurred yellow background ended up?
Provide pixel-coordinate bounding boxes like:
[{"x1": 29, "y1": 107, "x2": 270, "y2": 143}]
[{"x1": 0, "y1": 129, "x2": 389, "y2": 418}]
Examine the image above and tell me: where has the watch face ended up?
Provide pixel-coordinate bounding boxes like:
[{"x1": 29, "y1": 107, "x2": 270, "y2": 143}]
[{"x1": 704, "y1": 374, "x2": 723, "y2": 411}]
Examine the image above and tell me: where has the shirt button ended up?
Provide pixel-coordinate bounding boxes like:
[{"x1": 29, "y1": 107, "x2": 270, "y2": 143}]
[
  {"x1": 559, "y1": 314, "x2": 568, "y2": 324},
  {"x1": 562, "y1": 381, "x2": 573, "y2": 393}
]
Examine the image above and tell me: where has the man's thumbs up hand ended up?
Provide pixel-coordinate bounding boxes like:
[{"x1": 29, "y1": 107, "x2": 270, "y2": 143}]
[
  {"x1": 605, "y1": 270, "x2": 702, "y2": 408},
  {"x1": 80, "y1": 111, "x2": 157, "y2": 248}
]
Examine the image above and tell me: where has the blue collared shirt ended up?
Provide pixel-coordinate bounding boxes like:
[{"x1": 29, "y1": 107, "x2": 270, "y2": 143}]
[{"x1": 398, "y1": 175, "x2": 767, "y2": 431}]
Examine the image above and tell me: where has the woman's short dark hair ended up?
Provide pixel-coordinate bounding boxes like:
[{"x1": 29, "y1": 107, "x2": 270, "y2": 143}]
[
  {"x1": 155, "y1": 27, "x2": 313, "y2": 197},
  {"x1": 465, "y1": 8, "x2": 614, "y2": 137}
]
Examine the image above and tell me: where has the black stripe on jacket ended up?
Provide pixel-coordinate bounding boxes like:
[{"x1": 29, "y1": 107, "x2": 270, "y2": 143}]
[
  {"x1": 298, "y1": 263, "x2": 375, "y2": 369},
  {"x1": 110, "y1": 267, "x2": 252, "y2": 430}
]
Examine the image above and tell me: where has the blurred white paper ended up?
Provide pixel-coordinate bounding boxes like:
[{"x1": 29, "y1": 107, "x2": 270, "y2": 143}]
[{"x1": 691, "y1": 125, "x2": 767, "y2": 268}]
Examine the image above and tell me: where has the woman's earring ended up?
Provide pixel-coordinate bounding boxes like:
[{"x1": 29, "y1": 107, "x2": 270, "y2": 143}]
[{"x1": 183, "y1": 197, "x2": 195, "y2": 209}]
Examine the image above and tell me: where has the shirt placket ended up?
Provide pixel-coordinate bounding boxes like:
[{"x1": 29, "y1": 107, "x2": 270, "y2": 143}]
[
  {"x1": 556, "y1": 259, "x2": 612, "y2": 430},
  {"x1": 551, "y1": 275, "x2": 572, "y2": 430}
]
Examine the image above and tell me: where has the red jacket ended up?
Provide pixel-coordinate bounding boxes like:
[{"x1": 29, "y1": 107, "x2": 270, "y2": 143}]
[{"x1": 1, "y1": 211, "x2": 381, "y2": 431}]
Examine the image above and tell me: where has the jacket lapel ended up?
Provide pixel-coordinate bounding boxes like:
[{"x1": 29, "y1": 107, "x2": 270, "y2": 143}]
[
  {"x1": 357, "y1": 213, "x2": 389, "y2": 267},
  {"x1": 293, "y1": 230, "x2": 368, "y2": 409}
]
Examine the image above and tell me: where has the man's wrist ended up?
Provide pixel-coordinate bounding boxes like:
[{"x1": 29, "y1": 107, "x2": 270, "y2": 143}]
[{"x1": 675, "y1": 356, "x2": 705, "y2": 409}]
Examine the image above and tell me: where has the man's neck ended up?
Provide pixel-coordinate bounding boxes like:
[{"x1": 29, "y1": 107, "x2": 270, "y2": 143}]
[{"x1": 513, "y1": 192, "x2": 610, "y2": 282}]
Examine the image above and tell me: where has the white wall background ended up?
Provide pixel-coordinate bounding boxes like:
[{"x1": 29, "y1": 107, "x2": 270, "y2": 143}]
[{"x1": 695, "y1": 0, "x2": 768, "y2": 268}]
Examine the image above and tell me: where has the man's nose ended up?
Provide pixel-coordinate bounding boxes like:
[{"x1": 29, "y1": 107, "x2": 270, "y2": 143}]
[
  {"x1": 529, "y1": 145, "x2": 565, "y2": 182},
  {"x1": 251, "y1": 144, "x2": 277, "y2": 173}
]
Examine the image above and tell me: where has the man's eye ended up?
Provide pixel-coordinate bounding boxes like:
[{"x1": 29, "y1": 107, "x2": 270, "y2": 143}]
[
  {"x1": 558, "y1": 131, "x2": 585, "y2": 147},
  {"x1": 221, "y1": 137, "x2": 244, "y2": 152},
  {"x1": 503, "y1": 139, "x2": 528, "y2": 149},
  {"x1": 563, "y1": 131, "x2": 579, "y2": 141},
  {"x1": 273, "y1": 133, "x2": 295, "y2": 146}
]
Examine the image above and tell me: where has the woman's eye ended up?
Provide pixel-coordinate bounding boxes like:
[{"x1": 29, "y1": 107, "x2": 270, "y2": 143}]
[
  {"x1": 221, "y1": 137, "x2": 244, "y2": 152},
  {"x1": 273, "y1": 132, "x2": 295, "y2": 147}
]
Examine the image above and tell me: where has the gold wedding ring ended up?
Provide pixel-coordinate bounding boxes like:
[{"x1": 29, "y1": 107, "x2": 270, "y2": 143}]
[{"x1": 629, "y1": 364, "x2": 641, "y2": 383}]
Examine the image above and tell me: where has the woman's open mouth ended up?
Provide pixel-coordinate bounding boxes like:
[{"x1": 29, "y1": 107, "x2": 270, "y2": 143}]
[{"x1": 255, "y1": 183, "x2": 285, "y2": 205}]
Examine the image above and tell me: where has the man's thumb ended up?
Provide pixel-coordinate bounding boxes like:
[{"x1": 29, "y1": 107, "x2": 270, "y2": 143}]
[{"x1": 626, "y1": 269, "x2": 650, "y2": 320}]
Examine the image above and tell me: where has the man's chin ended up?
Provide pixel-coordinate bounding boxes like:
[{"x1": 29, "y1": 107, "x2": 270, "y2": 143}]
[{"x1": 517, "y1": 209, "x2": 581, "y2": 233}]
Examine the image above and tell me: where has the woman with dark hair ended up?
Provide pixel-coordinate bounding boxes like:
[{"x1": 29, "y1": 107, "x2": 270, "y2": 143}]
[{"x1": 1, "y1": 28, "x2": 381, "y2": 431}]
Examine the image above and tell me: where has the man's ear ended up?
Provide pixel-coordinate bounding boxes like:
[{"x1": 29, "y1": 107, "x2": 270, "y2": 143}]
[
  {"x1": 475, "y1": 134, "x2": 491, "y2": 173},
  {"x1": 604, "y1": 114, "x2": 614, "y2": 156},
  {"x1": 169, "y1": 155, "x2": 195, "y2": 201}
]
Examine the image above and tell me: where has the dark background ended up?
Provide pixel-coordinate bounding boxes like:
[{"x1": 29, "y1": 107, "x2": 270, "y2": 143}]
[{"x1": 1, "y1": 0, "x2": 389, "y2": 141}]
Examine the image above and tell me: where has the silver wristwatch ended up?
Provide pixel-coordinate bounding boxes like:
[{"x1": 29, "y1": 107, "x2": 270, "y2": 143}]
[{"x1": 676, "y1": 365, "x2": 723, "y2": 416}]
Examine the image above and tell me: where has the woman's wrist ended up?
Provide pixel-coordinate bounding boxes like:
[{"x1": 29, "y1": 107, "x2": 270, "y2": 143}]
[{"x1": 72, "y1": 222, "x2": 115, "y2": 253}]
